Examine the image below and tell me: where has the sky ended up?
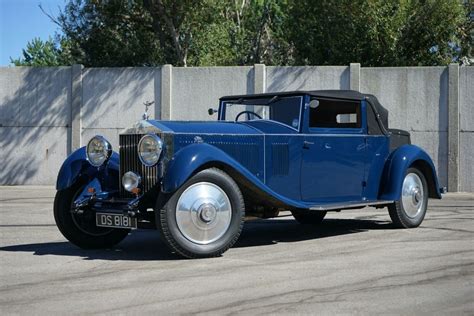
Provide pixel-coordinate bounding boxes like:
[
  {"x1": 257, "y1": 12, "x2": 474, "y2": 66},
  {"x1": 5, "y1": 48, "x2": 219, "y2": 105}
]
[{"x1": 0, "y1": 0, "x2": 65, "y2": 66}]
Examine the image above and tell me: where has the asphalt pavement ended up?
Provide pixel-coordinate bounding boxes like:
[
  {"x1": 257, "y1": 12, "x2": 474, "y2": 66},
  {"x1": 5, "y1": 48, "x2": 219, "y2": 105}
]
[{"x1": 0, "y1": 186, "x2": 473, "y2": 315}]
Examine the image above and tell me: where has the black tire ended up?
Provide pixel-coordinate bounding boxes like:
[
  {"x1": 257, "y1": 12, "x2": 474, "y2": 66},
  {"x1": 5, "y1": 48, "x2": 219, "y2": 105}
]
[
  {"x1": 388, "y1": 167, "x2": 428, "y2": 228},
  {"x1": 157, "y1": 168, "x2": 245, "y2": 259},
  {"x1": 292, "y1": 210, "x2": 327, "y2": 225},
  {"x1": 54, "y1": 183, "x2": 130, "y2": 249}
]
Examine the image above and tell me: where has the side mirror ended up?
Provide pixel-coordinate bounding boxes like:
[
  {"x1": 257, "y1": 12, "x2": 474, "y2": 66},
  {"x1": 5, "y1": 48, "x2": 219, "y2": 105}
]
[
  {"x1": 309, "y1": 100, "x2": 319, "y2": 109},
  {"x1": 208, "y1": 108, "x2": 218, "y2": 115}
]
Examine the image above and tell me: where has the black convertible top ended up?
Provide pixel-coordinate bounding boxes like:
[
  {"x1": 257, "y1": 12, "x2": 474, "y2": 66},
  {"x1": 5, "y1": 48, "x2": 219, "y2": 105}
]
[{"x1": 220, "y1": 90, "x2": 389, "y2": 134}]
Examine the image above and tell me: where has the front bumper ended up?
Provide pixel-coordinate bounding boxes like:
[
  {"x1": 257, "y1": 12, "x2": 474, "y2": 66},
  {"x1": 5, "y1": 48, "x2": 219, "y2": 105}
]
[{"x1": 72, "y1": 179, "x2": 156, "y2": 229}]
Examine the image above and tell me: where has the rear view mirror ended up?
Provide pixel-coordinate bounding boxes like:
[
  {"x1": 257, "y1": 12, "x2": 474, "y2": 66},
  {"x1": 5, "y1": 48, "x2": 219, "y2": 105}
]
[{"x1": 309, "y1": 100, "x2": 319, "y2": 109}]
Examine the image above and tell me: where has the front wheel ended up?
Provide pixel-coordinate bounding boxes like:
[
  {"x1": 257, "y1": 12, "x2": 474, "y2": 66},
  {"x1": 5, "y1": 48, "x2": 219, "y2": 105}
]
[
  {"x1": 54, "y1": 183, "x2": 130, "y2": 249},
  {"x1": 388, "y1": 167, "x2": 428, "y2": 228},
  {"x1": 157, "y1": 168, "x2": 245, "y2": 259}
]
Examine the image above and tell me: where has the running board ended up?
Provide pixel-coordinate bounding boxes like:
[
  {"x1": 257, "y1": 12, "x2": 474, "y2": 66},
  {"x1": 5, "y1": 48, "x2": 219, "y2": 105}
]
[{"x1": 309, "y1": 200, "x2": 394, "y2": 211}]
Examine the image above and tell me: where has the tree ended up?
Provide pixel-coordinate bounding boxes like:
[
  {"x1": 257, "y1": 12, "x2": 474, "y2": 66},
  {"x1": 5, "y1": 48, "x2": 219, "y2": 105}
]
[
  {"x1": 57, "y1": 0, "x2": 161, "y2": 67},
  {"x1": 15, "y1": 0, "x2": 471, "y2": 67},
  {"x1": 11, "y1": 37, "x2": 71, "y2": 66},
  {"x1": 396, "y1": 0, "x2": 468, "y2": 66},
  {"x1": 286, "y1": 0, "x2": 471, "y2": 66},
  {"x1": 53, "y1": 0, "x2": 290, "y2": 67}
]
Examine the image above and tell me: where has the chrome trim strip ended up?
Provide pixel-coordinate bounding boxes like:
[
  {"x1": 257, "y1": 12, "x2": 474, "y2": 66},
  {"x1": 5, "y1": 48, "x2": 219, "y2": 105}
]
[{"x1": 309, "y1": 200, "x2": 394, "y2": 211}]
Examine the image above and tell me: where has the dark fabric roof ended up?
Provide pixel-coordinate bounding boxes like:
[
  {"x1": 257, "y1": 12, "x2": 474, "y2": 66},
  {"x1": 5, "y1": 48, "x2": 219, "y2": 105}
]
[
  {"x1": 220, "y1": 90, "x2": 389, "y2": 132},
  {"x1": 220, "y1": 90, "x2": 366, "y2": 101}
]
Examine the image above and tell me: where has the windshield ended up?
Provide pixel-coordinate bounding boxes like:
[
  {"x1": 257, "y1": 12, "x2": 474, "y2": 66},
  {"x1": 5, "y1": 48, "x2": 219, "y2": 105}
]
[{"x1": 221, "y1": 96, "x2": 303, "y2": 130}]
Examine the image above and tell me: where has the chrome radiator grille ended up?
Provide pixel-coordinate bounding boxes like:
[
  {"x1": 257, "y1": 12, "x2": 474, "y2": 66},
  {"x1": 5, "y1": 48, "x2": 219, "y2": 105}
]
[{"x1": 119, "y1": 134, "x2": 159, "y2": 197}]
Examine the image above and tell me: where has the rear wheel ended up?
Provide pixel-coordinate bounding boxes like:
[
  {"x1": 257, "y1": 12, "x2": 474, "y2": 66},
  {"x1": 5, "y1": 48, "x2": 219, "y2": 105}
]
[
  {"x1": 388, "y1": 167, "x2": 428, "y2": 228},
  {"x1": 54, "y1": 183, "x2": 129, "y2": 249},
  {"x1": 157, "y1": 168, "x2": 245, "y2": 259},
  {"x1": 292, "y1": 210, "x2": 327, "y2": 225}
]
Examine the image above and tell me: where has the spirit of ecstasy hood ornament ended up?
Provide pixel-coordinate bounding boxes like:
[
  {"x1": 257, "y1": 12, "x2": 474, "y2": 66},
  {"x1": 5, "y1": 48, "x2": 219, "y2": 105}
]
[{"x1": 142, "y1": 101, "x2": 154, "y2": 120}]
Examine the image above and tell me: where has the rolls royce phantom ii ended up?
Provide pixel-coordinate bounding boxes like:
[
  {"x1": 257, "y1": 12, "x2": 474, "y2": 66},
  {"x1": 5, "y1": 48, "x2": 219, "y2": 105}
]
[{"x1": 54, "y1": 90, "x2": 443, "y2": 258}]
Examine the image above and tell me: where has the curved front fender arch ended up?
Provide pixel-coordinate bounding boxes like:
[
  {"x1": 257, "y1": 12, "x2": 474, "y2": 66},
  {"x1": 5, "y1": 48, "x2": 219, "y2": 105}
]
[
  {"x1": 161, "y1": 143, "x2": 307, "y2": 209},
  {"x1": 379, "y1": 144, "x2": 441, "y2": 201},
  {"x1": 56, "y1": 147, "x2": 120, "y2": 191}
]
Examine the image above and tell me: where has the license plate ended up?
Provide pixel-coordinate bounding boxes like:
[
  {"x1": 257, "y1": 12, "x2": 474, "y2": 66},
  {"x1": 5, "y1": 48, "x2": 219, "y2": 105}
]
[{"x1": 96, "y1": 213, "x2": 137, "y2": 229}]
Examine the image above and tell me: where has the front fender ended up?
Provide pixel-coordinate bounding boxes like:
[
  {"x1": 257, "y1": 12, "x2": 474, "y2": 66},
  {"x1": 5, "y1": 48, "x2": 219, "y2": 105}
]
[
  {"x1": 161, "y1": 143, "x2": 307, "y2": 209},
  {"x1": 56, "y1": 147, "x2": 120, "y2": 191},
  {"x1": 379, "y1": 144, "x2": 441, "y2": 201},
  {"x1": 162, "y1": 143, "x2": 260, "y2": 193}
]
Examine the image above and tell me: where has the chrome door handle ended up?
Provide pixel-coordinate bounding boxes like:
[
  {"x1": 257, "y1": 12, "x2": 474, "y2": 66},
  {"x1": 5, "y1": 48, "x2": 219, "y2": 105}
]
[{"x1": 303, "y1": 141, "x2": 314, "y2": 149}]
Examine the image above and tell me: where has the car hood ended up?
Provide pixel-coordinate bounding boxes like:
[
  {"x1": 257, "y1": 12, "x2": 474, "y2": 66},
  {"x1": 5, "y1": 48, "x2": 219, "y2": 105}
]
[{"x1": 121, "y1": 120, "x2": 262, "y2": 135}]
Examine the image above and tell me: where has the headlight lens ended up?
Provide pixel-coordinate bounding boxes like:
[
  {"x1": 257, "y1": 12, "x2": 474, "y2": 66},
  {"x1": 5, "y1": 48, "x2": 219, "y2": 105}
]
[
  {"x1": 122, "y1": 171, "x2": 141, "y2": 192},
  {"x1": 86, "y1": 135, "x2": 112, "y2": 167},
  {"x1": 138, "y1": 134, "x2": 163, "y2": 166}
]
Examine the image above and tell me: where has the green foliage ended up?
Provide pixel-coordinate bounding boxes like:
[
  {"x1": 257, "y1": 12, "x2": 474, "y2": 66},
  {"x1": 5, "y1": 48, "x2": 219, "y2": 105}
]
[
  {"x1": 13, "y1": 0, "x2": 472, "y2": 67},
  {"x1": 11, "y1": 37, "x2": 70, "y2": 66},
  {"x1": 287, "y1": 0, "x2": 471, "y2": 66},
  {"x1": 58, "y1": 0, "x2": 161, "y2": 66}
]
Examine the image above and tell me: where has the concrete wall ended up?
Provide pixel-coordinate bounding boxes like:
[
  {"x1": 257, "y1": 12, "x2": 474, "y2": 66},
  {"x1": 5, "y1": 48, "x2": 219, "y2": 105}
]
[
  {"x1": 266, "y1": 66, "x2": 349, "y2": 92},
  {"x1": 171, "y1": 66, "x2": 254, "y2": 120},
  {"x1": 459, "y1": 67, "x2": 474, "y2": 192},
  {"x1": 81, "y1": 68, "x2": 158, "y2": 149},
  {"x1": 0, "y1": 67, "x2": 72, "y2": 185},
  {"x1": 0, "y1": 64, "x2": 472, "y2": 191},
  {"x1": 360, "y1": 67, "x2": 449, "y2": 187}
]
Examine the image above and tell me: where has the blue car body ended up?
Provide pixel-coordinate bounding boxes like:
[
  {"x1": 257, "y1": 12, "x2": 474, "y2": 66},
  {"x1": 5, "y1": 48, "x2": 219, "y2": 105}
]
[{"x1": 57, "y1": 90, "x2": 442, "y2": 218}]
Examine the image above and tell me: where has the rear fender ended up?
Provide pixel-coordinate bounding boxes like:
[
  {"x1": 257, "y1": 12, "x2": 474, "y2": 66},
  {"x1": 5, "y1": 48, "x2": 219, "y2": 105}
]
[
  {"x1": 379, "y1": 145, "x2": 441, "y2": 200},
  {"x1": 56, "y1": 147, "x2": 120, "y2": 191}
]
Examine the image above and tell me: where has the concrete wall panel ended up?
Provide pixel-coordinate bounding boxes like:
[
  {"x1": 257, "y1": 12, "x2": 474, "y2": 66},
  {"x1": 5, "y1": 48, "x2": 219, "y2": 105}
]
[
  {"x1": 0, "y1": 67, "x2": 71, "y2": 127},
  {"x1": 81, "y1": 68, "x2": 156, "y2": 131},
  {"x1": 459, "y1": 67, "x2": 474, "y2": 192},
  {"x1": 0, "y1": 126, "x2": 69, "y2": 185},
  {"x1": 171, "y1": 66, "x2": 254, "y2": 120},
  {"x1": 459, "y1": 132, "x2": 473, "y2": 192},
  {"x1": 361, "y1": 67, "x2": 449, "y2": 187},
  {"x1": 266, "y1": 66, "x2": 349, "y2": 92}
]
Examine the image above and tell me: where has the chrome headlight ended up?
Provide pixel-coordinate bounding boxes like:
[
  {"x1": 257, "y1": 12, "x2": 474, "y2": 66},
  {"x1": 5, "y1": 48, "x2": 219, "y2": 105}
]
[
  {"x1": 138, "y1": 134, "x2": 163, "y2": 166},
  {"x1": 122, "y1": 171, "x2": 141, "y2": 192},
  {"x1": 86, "y1": 135, "x2": 112, "y2": 167}
]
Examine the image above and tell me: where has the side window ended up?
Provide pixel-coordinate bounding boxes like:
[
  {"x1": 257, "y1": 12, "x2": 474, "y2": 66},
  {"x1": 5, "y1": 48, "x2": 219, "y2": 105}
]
[{"x1": 309, "y1": 98, "x2": 361, "y2": 128}]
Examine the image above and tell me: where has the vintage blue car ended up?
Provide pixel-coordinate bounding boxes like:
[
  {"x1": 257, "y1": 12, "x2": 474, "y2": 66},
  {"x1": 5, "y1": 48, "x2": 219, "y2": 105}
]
[{"x1": 54, "y1": 90, "x2": 443, "y2": 258}]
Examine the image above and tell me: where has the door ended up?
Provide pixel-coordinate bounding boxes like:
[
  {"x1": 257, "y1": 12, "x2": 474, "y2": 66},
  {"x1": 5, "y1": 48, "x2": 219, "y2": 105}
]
[{"x1": 300, "y1": 98, "x2": 366, "y2": 203}]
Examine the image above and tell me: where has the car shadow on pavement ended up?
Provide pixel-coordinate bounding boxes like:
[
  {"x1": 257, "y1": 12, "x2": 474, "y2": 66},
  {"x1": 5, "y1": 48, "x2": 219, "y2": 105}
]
[
  {"x1": 0, "y1": 217, "x2": 394, "y2": 260},
  {"x1": 236, "y1": 217, "x2": 394, "y2": 248}
]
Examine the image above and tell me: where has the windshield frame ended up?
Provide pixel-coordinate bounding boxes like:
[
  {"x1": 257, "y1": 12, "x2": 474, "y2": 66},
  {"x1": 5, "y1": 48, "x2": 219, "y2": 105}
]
[{"x1": 218, "y1": 95, "x2": 304, "y2": 132}]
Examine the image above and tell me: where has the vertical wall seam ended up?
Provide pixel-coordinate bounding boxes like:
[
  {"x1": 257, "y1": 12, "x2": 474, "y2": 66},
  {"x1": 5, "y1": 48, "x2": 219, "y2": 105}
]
[
  {"x1": 71, "y1": 64, "x2": 83, "y2": 152},
  {"x1": 350, "y1": 63, "x2": 361, "y2": 91},
  {"x1": 448, "y1": 63, "x2": 460, "y2": 192},
  {"x1": 254, "y1": 64, "x2": 266, "y2": 94},
  {"x1": 161, "y1": 64, "x2": 172, "y2": 120}
]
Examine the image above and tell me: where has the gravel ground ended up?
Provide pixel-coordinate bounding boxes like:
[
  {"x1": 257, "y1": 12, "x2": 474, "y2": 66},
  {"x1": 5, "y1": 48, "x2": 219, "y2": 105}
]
[{"x1": 0, "y1": 186, "x2": 473, "y2": 315}]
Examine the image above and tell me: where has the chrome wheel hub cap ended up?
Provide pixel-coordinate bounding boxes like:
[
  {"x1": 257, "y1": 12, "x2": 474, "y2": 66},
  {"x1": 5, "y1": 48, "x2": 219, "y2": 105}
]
[
  {"x1": 176, "y1": 182, "x2": 232, "y2": 245},
  {"x1": 401, "y1": 173, "x2": 424, "y2": 218}
]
